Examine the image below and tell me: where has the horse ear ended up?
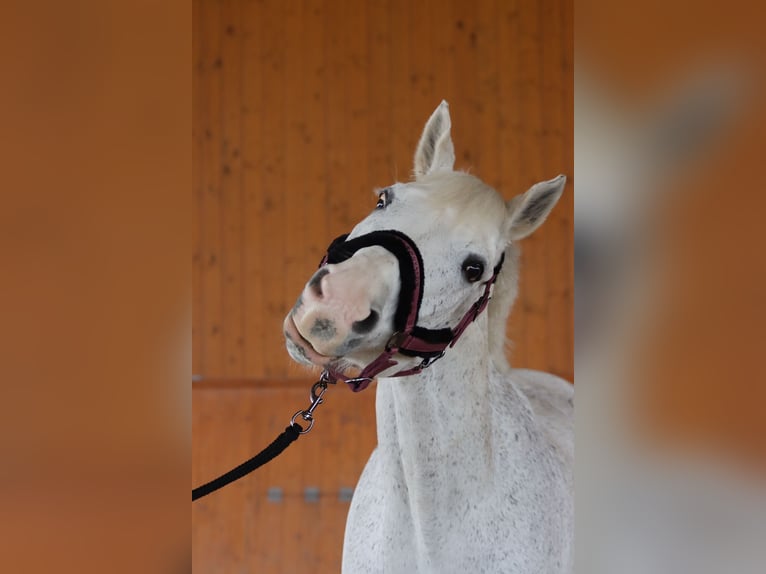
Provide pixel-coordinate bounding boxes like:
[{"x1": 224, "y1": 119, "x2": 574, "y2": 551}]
[
  {"x1": 506, "y1": 175, "x2": 566, "y2": 240},
  {"x1": 413, "y1": 100, "x2": 455, "y2": 179}
]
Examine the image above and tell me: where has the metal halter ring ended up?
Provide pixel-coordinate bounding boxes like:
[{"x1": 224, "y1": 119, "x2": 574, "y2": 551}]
[{"x1": 290, "y1": 409, "x2": 316, "y2": 434}]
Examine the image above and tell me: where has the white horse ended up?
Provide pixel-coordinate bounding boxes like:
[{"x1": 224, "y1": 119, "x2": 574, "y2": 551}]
[{"x1": 284, "y1": 101, "x2": 573, "y2": 573}]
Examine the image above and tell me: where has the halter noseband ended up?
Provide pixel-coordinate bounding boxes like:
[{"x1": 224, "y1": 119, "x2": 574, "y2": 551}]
[{"x1": 319, "y1": 230, "x2": 504, "y2": 392}]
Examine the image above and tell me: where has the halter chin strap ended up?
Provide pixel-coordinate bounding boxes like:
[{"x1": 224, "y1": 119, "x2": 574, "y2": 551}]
[{"x1": 319, "y1": 230, "x2": 505, "y2": 392}]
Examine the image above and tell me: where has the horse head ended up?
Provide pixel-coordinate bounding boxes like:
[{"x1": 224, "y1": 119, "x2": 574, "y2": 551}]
[{"x1": 284, "y1": 101, "x2": 565, "y2": 382}]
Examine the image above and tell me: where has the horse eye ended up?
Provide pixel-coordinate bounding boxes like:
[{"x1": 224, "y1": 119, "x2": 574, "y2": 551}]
[
  {"x1": 376, "y1": 190, "x2": 389, "y2": 209},
  {"x1": 461, "y1": 258, "x2": 485, "y2": 283}
]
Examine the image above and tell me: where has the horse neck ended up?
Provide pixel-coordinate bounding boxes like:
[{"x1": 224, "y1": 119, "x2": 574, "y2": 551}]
[{"x1": 375, "y1": 314, "x2": 520, "y2": 477}]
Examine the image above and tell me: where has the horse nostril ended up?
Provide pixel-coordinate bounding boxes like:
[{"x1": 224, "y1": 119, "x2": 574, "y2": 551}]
[
  {"x1": 352, "y1": 310, "x2": 379, "y2": 334},
  {"x1": 307, "y1": 268, "x2": 330, "y2": 299}
]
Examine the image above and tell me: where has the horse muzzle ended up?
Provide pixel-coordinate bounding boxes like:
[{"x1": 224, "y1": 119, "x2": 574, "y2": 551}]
[{"x1": 284, "y1": 248, "x2": 396, "y2": 367}]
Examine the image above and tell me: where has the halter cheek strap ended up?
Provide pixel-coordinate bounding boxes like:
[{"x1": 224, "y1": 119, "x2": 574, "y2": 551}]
[{"x1": 319, "y1": 230, "x2": 504, "y2": 392}]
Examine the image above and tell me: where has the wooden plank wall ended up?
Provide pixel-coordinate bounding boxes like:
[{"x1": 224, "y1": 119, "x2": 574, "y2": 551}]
[{"x1": 193, "y1": 0, "x2": 572, "y2": 572}]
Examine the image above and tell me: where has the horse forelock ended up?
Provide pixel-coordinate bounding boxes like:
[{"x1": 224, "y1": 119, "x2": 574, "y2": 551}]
[{"x1": 416, "y1": 171, "x2": 507, "y2": 228}]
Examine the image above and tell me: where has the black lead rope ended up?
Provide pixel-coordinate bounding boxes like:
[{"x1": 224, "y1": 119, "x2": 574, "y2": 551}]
[
  {"x1": 192, "y1": 424, "x2": 302, "y2": 501},
  {"x1": 192, "y1": 374, "x2": 333, "y2": 502}
]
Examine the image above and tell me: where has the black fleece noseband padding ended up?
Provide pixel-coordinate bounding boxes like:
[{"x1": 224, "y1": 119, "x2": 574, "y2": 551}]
[{"x1": 324, "y1": 230, "x2": 423, "y2": 335}]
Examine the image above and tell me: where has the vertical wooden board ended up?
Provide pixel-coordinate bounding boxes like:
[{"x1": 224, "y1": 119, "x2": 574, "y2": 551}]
[
  {"x1": 192, "y1": 388, "x2": 243, "y2": 572},
  {"x1": 240, "y1": 385, "x2": 266, "y2": 574},
  {"x1": 351, "y1": 0, "x2": 376, "y2": 217},
  {"x1": 499, "y1": 0, "x2": 529, "y2": 367},
  {"x1": 260, "y1": 16, "x2": 291, "y2": 381},
  {"x1": 516, "y1": 3, "x2": 551, "y2": 373},
  {"x1": 200, "y1": 0, "x2": 224, "y2": 376},
  {"x1": 474, "y1": 0, "x2": 502, "y2": 188},
  {"x1": 245, "y1": 387, "x2": 287, "y2": 574},
  {"x1": 321, "y1": 0, "x2": 371, "y2": 232},
  {"x1": 192, "y1": 0, "x2": 203, "y2": 376},
  {"x1": 266, "y1": 387, "x2": 302, "y2": 574},
  {"x1": 386, "y1": 0, "x2": 418, "y2": 183},
  {"x1": 364, "y1": 0, "x2": 395, "y2": 189},
  {"x1": 540, "y1": 0, "x2": 573, "y2": 381},
  {"x1": 240, "y1": 0, "x2": 262, "y2": 381},
  {"x1": 407, "y1": 0, "x2": 439, "y2": 134},
  {"x1": 192, "y1": 388, "x2": 250, "y2": 572},
  {"x1": 415, "y1": 0, "x2": 459, "y2": 117},
  {"x1": 302, "y1": 0, "x2": 332, "y2": 241},
  {"x1": 268, "y1": 1, "x2": 328, "y2": 380},
  {"x1": 341, "y1": 0, "x2": 373, "y2": 229},
  {"x1": 242, "y1": 0, "x2": 287, "y2": 380},
  {"x1": 449, "y1": 0, "x2": 485, "y2": 176},
  {"x1": 220, "y1": 0, "x2": 244, "y2": 378}
]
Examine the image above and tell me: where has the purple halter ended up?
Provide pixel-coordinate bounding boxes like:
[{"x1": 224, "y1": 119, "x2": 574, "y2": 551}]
[{"x1": 318, "y1": 230, "x2": 504, "y2": 392}]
